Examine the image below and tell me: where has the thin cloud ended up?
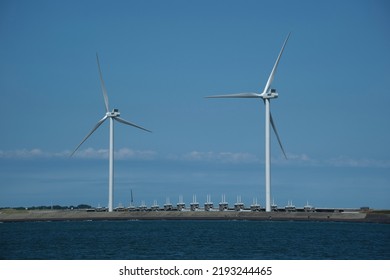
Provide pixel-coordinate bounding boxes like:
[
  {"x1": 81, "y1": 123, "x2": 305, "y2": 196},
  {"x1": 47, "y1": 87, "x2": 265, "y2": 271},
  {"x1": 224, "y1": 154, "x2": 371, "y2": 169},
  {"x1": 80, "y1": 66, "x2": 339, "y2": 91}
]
[
  {"x1": 327, "y1": 156, "x2": 390, "y2": 168},
  {"x1": 1, "y1": 148, "x2": 389, "y2": 168},
  {"x1": 0, "y1": 148, "x2": 157, "y2": 160},
  {"x1": 0, "y1": 148, "x2": 48, "y2": 159},
  {"x1": 182, "y1": 151, "x2": 260, "y2": 164},
  {"x1": 115, "y1": 148, "x2": 157, "y2": 160},
  {"x1": 273, "y1": 152, "x2": 319, "y2": 166},
  {"x1": 69, "y1": 148, "x2": 157, "y2": 160},
  {"x1": 71, "y1": 148, "x2": 107, "y2": 159}
]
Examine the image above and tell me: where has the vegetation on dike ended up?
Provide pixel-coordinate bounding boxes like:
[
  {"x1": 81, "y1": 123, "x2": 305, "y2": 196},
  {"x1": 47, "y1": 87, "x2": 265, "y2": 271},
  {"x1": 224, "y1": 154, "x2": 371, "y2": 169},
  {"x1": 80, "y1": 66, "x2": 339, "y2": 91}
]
[{"x1": 0, "y1": 204, "x2": 92, "y2": 211}]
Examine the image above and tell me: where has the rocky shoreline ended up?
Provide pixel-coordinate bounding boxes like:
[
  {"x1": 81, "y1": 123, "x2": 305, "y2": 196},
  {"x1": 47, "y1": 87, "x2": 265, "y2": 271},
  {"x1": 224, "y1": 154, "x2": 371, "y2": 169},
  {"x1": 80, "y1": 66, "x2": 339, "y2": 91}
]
[{"x1": 1, "y1": 209, "x2": 389, "y2": 223}]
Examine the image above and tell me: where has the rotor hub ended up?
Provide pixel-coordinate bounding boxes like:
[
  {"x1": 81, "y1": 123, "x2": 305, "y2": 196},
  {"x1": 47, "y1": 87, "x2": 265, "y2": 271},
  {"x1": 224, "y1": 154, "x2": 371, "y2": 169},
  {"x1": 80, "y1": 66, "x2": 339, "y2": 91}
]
[
  {"x1": 107, "y1": 109, "x2": 120, "y2": 117},
  {"x1": 261, "y1": 89, "x2": 279, "y2": 99}
]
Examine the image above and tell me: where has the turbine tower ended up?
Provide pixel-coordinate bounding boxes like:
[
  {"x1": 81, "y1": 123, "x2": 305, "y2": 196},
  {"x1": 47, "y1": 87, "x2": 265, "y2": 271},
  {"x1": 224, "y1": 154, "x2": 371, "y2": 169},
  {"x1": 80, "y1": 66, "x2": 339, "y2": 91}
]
[
  {"x1": 207, "y1": 33, "x2": 290, "y2": 212},
  {"x1": 71, "y1": 54, "x2": 151, "y2": 212}
]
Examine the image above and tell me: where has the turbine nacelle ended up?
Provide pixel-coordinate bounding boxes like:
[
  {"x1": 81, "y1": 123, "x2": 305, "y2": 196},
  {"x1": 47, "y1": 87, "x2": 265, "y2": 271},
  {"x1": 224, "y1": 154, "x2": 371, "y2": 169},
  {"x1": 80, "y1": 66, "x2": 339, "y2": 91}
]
[
  {"x1": 260, "y1": 89, "x2": 279, "y2": 99},
  {"x1": 107, "y1": 108, "x2": 120, "y2": 117}
]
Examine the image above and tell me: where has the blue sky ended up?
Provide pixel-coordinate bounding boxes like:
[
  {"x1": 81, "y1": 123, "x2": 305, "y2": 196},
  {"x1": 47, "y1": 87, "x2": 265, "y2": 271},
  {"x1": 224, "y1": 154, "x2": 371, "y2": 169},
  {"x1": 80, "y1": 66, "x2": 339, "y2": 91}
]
[{"x1": 1, "y1": 0, "x2": 389, "y2": 209}]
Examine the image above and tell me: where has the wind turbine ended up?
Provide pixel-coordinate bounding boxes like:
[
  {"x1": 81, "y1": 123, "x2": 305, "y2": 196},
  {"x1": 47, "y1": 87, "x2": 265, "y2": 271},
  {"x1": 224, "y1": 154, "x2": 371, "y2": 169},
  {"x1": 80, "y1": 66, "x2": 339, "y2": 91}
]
[
  {"x1": 71, "y1": 54, "x2": 151, "y2": 212},
  {"x1": 206, "y1": 33, "x2": 290, "y2": 212}
]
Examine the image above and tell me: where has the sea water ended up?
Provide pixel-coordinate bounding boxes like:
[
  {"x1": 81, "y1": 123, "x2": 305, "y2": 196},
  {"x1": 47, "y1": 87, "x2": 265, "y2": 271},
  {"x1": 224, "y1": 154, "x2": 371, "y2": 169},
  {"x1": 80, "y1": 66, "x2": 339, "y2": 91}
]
[{"x1": 0, "y1": 220, "x2": 389, "y2": 259}]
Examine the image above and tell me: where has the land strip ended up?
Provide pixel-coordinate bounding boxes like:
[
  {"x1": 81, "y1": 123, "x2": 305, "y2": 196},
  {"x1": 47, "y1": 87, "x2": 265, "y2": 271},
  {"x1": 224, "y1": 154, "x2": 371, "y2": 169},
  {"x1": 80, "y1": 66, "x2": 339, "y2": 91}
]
[{"x1": 1, "y1": 209, "x2": 389, "y2": 223}]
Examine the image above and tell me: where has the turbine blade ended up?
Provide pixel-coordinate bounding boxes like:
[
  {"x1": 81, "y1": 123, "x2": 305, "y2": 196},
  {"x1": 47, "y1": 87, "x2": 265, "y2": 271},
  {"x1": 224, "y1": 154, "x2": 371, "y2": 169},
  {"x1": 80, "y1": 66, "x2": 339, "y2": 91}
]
[
  {"x1": 263, "y1": 33, "x2": 290, "y2": 94},
  {"x1": 114, "y1": 117, "x2": 152, "y2": 133},
  {"x1": 270, "y1": 112, "x2": 287, "y2": 159},
  {"x1": 206, "y1": 92, "x2": 260, "y2": 98},
  {"x1": 96, "y1": 53, "x2": 110, "y2": 112},
  {"x1": 70, "y1": 116, "x2": 108, "y2": 157}
]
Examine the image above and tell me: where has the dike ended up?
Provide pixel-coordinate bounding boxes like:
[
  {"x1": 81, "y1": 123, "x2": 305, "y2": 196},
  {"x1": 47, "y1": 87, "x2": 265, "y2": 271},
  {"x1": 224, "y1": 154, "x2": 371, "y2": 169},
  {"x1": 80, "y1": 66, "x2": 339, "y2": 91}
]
[{"x1": 1, "y1": 209, "x2": 389, "y2": 223}]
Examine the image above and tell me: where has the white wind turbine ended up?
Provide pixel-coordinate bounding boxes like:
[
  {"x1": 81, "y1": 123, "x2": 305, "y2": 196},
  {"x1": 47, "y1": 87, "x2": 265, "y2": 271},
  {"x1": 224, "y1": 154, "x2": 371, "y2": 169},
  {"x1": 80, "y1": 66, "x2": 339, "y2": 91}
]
[
  {"x1": 207, "y1": 33, "x2": 290, "y2": 212},
  {"x1": 71, "y1": 54, "x2": 151, "y2": 212}
]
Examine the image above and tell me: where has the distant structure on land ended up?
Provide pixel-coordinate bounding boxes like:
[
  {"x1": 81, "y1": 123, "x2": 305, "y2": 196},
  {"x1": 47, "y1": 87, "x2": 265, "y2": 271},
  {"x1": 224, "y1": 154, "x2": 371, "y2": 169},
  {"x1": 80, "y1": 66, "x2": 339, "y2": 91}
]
[
  {"x1": 234, "y1": 195, "x2": 245, "y2": 211},
  {"x1": 190, "y1": 195, "x2": 200, "y2": 211},
  {"x1": 250, "y1": 198, "x2": 261, "y2": 211},
  {"x1": 177, "y1": 195, "x2": 185, "y2": 211},
  {"x1": 219, "y1": 194, "x2": 228, "y2": 211},
  {"x1": 83, "y1": 195, "x2": 370, "y2": 214},
  {"x1": 151, "y1": 200, "x2": 159, "y2": 211},
  {"x1": 204, "y1": 195, "x2": 214, "y2": 211},
  {"x1": 285, "y1": 200, "x2": 296, "y2": 212},
  {"x1": 164, "y1": 197, "x2": 173, "y2": 211}
]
